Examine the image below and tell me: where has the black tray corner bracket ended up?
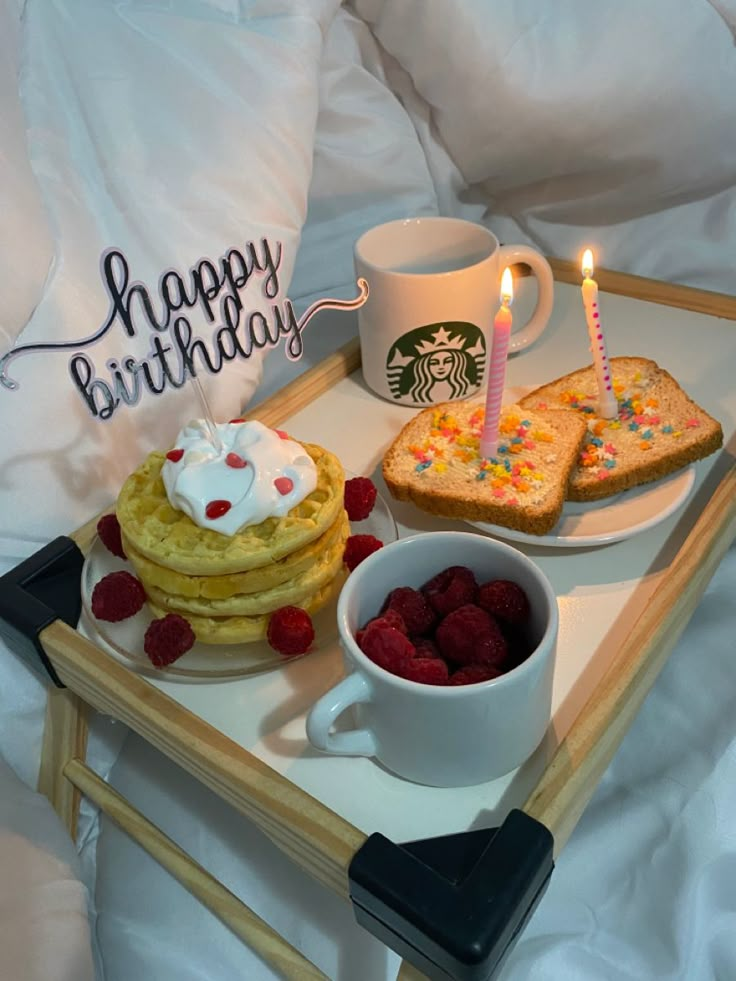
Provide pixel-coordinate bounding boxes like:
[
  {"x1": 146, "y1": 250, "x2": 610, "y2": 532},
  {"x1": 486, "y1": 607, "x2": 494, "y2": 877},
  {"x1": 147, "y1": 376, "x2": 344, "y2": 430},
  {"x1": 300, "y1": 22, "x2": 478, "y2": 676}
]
[
  {"x1": 0, "y1": 536, "x2": 85, "y2": 688},
  {"x1": 349, "y1": 808, "x2": 554, "y2": 981}
]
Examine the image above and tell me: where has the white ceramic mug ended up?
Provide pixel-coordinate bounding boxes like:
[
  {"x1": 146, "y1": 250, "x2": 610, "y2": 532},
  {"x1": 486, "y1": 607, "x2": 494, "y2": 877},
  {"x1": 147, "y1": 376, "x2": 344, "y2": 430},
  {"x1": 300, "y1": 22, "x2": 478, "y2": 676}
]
[
  {"x1": 353, "y1": 217, "x2": 554, "y2": 408},
  {"x1": 306, "y1": 532, "x2": 558, "y2": 787}
]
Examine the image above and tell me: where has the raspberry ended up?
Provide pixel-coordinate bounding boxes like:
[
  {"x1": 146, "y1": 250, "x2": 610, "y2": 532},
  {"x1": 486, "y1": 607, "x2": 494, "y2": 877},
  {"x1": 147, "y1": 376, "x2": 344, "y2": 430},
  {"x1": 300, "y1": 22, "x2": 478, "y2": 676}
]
[
  {"x1": 344, "y1": 534, "x2": 383, "y2": 572},
  {"x1": 91, "y1": 571, "x2": 146, "y2": 622},
  {"x1": 422, "y1": 566, "x2": 478, "y2": 617},
  {"x1": 359, "y1": 624, "x2": 416, "y2": 675},
  {"x1": 399, "y1": 657, "x2": 449, "y2": 685},
  {"x1": 206, "y1": 499, "x2": 232, "y2": 520},
  {"x1": 474, "y1": 629, "x2": 511, "y2": 670},
  {"x1": 144, "y1": 613, "x2": 195, "y2": 667},
  {"x1": 267, "y1": 606, "x2": 315, "y2": 657},
  {"x1": 500, "y1": 624, "x2": 534, "y2": 671},
  {"x1": 478, "y1": 579, "x2": 530, "y2": 625},
  {"x1": 385, "y1": 587, "x2": 436, "y2": 636},
  {"x1": 97, "y1": 513, "x2": 126, "y2": 559},
  {"x1": 412, "y1": 637, "x2": 441, "y2": 659},
  {"x1": 344, "y1": 476, "x2": 378, "y2": 521},
  {"x1": 449, "y1": 664, "x2": 503, "y2": 686},
  {"x1": 378, "y1": 609, "x2": 408, "y2": 633},
  {"x1": 356, "y1": 611, "x2": 407, "y2": 647},
  {"x1": 226, "y1": 452, "x2": 247, "y2": 469},
  {"x1": 436, "y1": 604, "x2": 508, "y2": 668}
]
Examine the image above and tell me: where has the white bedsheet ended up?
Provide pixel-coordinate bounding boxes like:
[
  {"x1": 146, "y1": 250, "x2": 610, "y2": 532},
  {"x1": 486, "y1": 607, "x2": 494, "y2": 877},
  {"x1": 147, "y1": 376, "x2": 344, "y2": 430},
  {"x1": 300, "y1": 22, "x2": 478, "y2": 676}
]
[
  {"x1": 0, "y1": 755, "x2": 96, "y2": 981},
  {"x1": 1, "y1": 1, "x2": 735, "y2": 979}
]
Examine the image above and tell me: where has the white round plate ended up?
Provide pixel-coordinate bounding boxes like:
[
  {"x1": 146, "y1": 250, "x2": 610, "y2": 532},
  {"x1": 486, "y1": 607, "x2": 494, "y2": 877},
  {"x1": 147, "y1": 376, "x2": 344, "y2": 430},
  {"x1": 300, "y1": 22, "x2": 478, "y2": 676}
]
[
  {"x1": 80, "y1": 477, "x2": 397, "y2": 682},
  {"x1": 469, "y1": 464, "x2": 696, "y2": 548}
]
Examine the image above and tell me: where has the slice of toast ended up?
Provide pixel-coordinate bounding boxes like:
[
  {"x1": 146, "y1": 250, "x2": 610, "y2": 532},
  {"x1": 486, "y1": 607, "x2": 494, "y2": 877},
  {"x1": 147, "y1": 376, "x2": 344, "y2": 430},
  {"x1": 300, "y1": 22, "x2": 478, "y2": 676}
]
[
  {"x1": 518, "y1": 357, "x2": 723, "y2": 502},
  {"x1": 382, "y1": 401, "x2": 588, "y2": 535}
]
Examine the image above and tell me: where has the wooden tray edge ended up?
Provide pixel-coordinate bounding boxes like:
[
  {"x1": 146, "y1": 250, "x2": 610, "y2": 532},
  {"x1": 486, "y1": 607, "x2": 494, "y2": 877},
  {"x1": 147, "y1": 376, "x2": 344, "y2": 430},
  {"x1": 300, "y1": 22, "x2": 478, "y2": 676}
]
[
  {"x1": 548, "y1": 259, "x2": 736, "y2": 321},
  {"x1": 45, "y1": 269, "x2": 736, "y2": 893},
  {"x1": 523, "y1": 454, "x2": 736, "y2": 853}
]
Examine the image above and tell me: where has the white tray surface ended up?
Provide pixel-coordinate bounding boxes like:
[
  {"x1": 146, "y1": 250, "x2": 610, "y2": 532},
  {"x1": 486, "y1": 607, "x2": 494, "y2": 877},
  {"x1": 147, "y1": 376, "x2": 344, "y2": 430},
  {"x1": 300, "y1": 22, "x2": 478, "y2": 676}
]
[{"x1": 143, "y1": 281, "x2": 736, "y2": 842}]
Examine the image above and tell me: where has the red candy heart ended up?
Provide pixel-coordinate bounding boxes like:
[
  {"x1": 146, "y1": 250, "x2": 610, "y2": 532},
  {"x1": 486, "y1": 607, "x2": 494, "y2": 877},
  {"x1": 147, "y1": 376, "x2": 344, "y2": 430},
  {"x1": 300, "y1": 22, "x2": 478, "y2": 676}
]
[
  {"x1": 275, "y1": 430, "x2": 289, "y2": 440},
  {"x1": 274, "y1": 477, "x2": 294, "y2": 495},
  {"x1": 166, "y1": 449, "x2": 184, "y2": 463},
  {"x1": 205, "y1": 500, "x2": 232, "y2": 519},
  {"x1": 229, "y1": 417, "x2": 246, "y2": 424},
  {"x1": 226, "y1": 452, "x2": 247, "y2": 469}
]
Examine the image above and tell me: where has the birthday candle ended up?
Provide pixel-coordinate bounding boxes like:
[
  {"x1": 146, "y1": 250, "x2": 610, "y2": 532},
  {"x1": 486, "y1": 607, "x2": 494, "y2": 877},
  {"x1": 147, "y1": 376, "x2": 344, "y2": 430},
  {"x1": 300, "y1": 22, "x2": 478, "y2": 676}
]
[
  {"x1": 480, "y1": 267, "x2": 514, "y2": 460},
  {"x1": 581, "y1": 249, "x2": 618, "y2": 419}
]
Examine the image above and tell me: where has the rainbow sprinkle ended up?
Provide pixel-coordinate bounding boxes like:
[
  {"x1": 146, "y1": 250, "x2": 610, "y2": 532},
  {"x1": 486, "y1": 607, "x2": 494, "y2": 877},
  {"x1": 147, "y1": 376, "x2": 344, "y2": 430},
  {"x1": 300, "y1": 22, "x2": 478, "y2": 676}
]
[
  {"x1": 555, "y1": 370, "x2": 700, "y2": 481},
  {"x1": 405, "y1": 406, "x2": 552, "y2": 504}
]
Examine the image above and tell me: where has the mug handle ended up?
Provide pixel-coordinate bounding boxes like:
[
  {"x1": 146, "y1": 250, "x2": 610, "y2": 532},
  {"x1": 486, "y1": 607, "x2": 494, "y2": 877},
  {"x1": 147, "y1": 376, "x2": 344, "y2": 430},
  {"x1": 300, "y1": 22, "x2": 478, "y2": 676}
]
[
  {"x1": 496, "y1": 244, "x2": 555, "y2": 353},
  {"x1": 306, "y1": 672, "x2": 378, "y2": 757}
]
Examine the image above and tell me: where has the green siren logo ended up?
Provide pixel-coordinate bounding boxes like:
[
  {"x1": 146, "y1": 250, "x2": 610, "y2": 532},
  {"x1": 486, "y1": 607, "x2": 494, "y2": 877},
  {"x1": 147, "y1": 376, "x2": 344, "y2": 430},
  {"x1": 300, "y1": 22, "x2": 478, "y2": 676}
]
[{"x1": 386, "y1": 322, "x2": 486, "y2": 404}]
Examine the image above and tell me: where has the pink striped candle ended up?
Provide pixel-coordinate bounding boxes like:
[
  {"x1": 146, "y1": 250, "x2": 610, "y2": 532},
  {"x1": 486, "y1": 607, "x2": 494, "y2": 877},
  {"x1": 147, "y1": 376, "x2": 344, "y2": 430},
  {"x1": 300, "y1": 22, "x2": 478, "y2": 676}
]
[
  {"x1": 581, "y1": 249, "x2": 618, "y2": 419},
  {"x1": 480, "y1": 267, "x2": 514, "y2": 459}
]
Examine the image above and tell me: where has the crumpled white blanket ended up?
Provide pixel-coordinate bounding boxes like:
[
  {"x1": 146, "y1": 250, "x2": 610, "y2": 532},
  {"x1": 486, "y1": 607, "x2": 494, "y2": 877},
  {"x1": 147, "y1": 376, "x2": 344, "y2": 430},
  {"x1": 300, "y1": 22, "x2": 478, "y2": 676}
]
[
  {"x1": 1, "y1": 0, "x2": 735, "y2": 979},
  {"x1": 0, "y1": 755, "x2": 95, "y2": 981}
]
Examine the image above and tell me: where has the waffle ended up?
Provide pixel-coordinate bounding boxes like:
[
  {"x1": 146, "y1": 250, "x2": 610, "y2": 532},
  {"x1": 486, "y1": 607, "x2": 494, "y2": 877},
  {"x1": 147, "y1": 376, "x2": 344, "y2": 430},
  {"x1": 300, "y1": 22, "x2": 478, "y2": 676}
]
[
  {"x1": 140, "y1": 517, "x2": 348, "y2": 616},
  {"x1": 147, "y1": 575, "x2": 344, "y2": 645},
  {"x1": 122, "y1": 511, "x2": 349, "y2": 599},
  {"x1": 117, "y1": 442, "x2": 345, "y2": 575}
]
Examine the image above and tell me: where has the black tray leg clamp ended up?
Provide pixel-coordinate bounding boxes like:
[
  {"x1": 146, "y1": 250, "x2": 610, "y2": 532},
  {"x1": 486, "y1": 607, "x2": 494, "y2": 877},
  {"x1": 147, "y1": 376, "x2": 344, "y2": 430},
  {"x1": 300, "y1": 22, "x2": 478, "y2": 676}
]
[
  {"x1": 0, "y1": 536, "x2": 85, "y2": 688},
  {"x1": 349, "y1": 809, "x2": 554, "y2": 981}
]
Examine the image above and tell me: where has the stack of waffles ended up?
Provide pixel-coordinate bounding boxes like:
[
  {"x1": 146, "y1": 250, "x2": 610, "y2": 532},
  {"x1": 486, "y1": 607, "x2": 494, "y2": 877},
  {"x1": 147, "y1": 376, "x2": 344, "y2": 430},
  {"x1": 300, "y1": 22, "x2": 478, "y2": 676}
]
[{"x1": 116, "y1": 443, "x2": 348, "y2": 644}]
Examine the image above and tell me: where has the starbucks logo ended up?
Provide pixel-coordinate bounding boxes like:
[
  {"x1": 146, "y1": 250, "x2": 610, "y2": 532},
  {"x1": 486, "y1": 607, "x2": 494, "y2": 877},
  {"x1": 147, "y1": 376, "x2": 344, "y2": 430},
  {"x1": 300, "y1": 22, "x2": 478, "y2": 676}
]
[{"x1": 386, "y1": 322, "x2": 486, "y2": 404}]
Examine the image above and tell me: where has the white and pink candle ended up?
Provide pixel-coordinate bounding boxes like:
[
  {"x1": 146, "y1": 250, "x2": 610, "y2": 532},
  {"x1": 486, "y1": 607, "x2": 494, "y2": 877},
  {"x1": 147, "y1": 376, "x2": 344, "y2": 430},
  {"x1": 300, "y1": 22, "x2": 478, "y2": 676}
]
[
  {"x1": 581, "y1": 249, "x2": 618, "y2": 419},
  {"x1": 480, "y1": 267, "x2": 514, "y2": 459}
]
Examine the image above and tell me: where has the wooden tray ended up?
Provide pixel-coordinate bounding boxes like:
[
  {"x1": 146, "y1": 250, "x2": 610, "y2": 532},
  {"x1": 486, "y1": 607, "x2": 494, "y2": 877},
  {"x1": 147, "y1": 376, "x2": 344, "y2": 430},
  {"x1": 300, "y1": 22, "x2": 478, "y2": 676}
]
[{"x1": 4, "y1": 265, "x2": 736, "y2": 981}]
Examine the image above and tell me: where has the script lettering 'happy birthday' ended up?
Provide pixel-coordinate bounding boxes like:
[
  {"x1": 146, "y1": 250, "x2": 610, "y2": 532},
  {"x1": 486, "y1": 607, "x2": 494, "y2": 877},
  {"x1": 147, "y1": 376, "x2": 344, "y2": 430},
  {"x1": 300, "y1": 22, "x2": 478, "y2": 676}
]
[
  {"x1": 0, "y1": 240, "x2": 369, "y2": 420},
  {"x1": 76, "y1": 242, "x2": 294, "y2": 420}
]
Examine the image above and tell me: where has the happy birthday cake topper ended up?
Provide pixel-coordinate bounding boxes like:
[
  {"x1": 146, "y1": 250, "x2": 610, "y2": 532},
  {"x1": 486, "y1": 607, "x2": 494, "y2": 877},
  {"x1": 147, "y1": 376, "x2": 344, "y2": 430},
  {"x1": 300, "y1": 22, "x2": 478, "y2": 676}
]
[{"x1": 0, "y1": 239, "x2": 368, "y2": 421}]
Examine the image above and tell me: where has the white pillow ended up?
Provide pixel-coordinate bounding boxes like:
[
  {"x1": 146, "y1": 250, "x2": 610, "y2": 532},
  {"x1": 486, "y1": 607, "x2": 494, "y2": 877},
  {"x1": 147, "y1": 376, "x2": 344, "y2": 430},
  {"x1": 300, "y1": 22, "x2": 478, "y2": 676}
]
[
  {"x1": 353, "y1": 0, "x2": 736, "y2": 289},
  {"x1": 0, "y1": 0, "x2": 328, "y2": 790},
  {"x1": 0, "y1": 0, "x2": 54, "y2": 345}
]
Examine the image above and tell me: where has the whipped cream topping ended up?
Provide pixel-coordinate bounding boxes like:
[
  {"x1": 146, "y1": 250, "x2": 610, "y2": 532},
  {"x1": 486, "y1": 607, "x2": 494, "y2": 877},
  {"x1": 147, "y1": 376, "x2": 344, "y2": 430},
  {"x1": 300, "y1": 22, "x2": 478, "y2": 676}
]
[{"x1": 161, "y1": 419, "x2": 318, "y2": 536}]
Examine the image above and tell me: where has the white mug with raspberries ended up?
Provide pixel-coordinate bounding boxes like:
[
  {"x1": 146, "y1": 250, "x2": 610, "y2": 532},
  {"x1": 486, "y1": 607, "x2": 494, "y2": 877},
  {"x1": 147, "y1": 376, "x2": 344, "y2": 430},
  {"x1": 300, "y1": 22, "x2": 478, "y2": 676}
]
[{"x1": 306, "y1": 531, "x2": 558, "y2": 788}]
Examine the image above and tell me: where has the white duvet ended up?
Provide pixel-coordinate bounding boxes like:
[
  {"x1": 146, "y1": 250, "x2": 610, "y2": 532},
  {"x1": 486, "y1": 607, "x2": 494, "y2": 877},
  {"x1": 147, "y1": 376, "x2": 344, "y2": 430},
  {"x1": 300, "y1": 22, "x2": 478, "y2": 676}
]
[{"x1": 1, "y1": 1, "x2": 734, "y2": 979}]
